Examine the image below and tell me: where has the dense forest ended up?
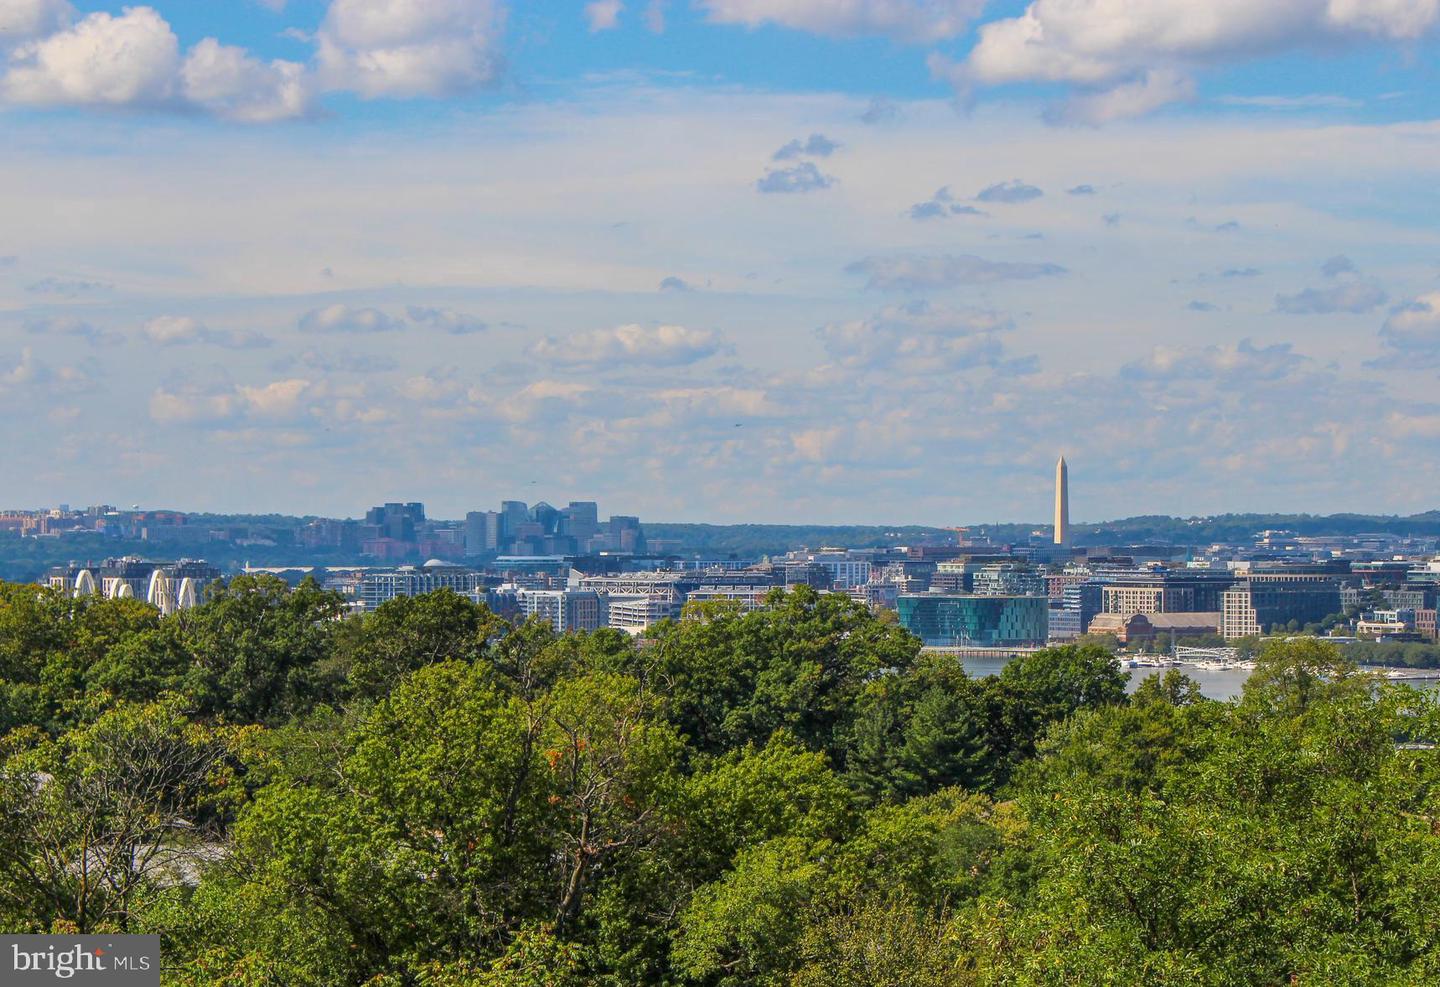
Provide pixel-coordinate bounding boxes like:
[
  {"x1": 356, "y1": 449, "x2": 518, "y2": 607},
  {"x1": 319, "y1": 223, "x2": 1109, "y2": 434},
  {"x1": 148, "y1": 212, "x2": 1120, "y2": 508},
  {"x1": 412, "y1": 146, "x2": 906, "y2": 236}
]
[{"x1": 1, "y1": 577, "x2": 1438, "y2": 984}]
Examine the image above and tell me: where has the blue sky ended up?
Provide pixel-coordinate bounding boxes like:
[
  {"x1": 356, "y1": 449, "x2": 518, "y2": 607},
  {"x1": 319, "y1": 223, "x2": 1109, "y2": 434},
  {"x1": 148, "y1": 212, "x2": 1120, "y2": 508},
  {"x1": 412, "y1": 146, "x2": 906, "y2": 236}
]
[{"x1": 3, "y1": 0, "x2": 1440, "y2": 525}]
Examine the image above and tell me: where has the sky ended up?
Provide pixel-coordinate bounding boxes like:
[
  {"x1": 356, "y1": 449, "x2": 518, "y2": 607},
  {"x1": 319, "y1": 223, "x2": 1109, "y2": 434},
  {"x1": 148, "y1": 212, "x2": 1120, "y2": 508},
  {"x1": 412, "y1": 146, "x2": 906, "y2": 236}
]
[{"x1": 3, "y1": 1, "x2": 1440, "y2": 525}]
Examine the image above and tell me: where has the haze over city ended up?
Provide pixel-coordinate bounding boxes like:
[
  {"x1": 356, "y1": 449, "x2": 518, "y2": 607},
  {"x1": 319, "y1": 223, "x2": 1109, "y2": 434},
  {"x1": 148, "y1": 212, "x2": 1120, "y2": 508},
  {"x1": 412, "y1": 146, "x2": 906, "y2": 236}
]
[{"x1": 5, "y1": 1, "x2": 1440, "y2": 524}]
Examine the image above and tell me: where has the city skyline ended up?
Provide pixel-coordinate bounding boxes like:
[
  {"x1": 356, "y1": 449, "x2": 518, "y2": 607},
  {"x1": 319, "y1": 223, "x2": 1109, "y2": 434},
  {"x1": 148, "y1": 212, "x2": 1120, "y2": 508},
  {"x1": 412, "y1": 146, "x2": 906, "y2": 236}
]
[{"x1": 3, "y1": 2, "x2": 1440, "y2": 523}]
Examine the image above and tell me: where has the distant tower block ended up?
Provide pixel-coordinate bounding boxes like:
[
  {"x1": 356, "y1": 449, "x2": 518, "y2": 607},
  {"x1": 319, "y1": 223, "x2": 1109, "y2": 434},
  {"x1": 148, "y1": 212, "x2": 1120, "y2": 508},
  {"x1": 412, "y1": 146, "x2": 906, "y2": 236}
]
[{"x1": 1054, "y1": 455, "x2": 1070, "y2": 546}]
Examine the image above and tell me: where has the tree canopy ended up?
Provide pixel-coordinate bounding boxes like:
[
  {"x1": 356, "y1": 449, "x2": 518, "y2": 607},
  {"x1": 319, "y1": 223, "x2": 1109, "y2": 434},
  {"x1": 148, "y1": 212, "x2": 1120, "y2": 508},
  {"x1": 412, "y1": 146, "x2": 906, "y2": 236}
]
[{"x1": 0, "y1": 577, "x2": 1436, "y2": 985}]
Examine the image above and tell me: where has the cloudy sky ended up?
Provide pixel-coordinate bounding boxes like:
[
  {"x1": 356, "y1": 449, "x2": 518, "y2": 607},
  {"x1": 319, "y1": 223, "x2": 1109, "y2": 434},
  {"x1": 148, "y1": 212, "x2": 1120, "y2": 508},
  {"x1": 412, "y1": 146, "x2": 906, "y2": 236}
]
[{"x1": 3, "y1": 0, "x2": 1440, "y2": 525}]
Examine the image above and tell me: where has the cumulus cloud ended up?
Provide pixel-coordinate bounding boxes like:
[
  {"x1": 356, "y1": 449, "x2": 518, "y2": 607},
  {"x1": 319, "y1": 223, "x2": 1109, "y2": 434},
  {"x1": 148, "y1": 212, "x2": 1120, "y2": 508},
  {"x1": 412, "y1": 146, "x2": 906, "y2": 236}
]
[
  {"x1": 528, "y1": 323, "x2": 730, "y2": 368},
  {"x1": 658, "y1": 276, "x2": 695, "y2": 292},
  {"x1": 149, "y1": 376, "x2": 320, "y2": 426},
  {"x1": 316, "y1": 0, "x2": 506, "y2": 98},
  {"x1": 1373, "y1": 293, "x2": 1440, "y2": 367},
  {"x1": 772, "y1": 132, "x2": 840, "y2": 160},
  {"x1": 0, "y1": 345, "x2": 96, "y2": 398},
  {"x1": 0, "y1": 0, "x2": 70, "y2": 45},
  {"x1": 846, "y1": 253, "x2": 1066, "y2": 291},
  {"x1": 140, "y1": 315, "x2": 272, "y2": 349},
  {"x1": 697, "y1": 0, "x2": 986, "y2": 42},
  {"x1": 24, "y1": 314, "x2": 123, "y2": 346},
  {"x1": 298, "y1": 303, "x2": 404, "y2": 334},
  {"x1": 1274, "y1": 256, "x2": 1387, "y2": 314},
  {"x1": 817, "y1": 300, "x2": 1030, "y2": 374},
  {"x1": 956, "y1": 0, "x2": 1440, "y2": 122},
  {"x1": 0, "y1": 5, "x2": 311, "y2": 121},
  {"x1": 1, "y1": 6, "x2": 177, "y2": 106},
  {"x1": 584, "y1": 0, "x2": 623, "y2": 31},
  {"x1": 180, "y1": 38, "x2": 312, "y2": 123},
  {"x1": 756, "y1": 161, "x2": 835, "y2": 194},
  {"x1": 406, "y1": 305, "x2": 487, "y2": 335},
  {"x1": 908, "y1": 186, "x2": 986, "y2": 220},
  {"x1": 1121, "y1": 338, "x2": 1303, "y2": 383},
  {"x1": 975, "y1": 179, "x2": 1043, "y2": 203}
]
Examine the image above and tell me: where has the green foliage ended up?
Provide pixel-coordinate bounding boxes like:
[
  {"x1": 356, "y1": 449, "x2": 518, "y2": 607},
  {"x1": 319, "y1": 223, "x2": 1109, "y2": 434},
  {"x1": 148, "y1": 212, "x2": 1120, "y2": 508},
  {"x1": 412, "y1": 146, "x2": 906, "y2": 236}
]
[
  {"x1": 0, "y1": 696, "x2": 242, "y2": 933},
  {"x1": 649, "y1": 585, "x2": 922, "y2": 759},
  {"x1": 2, "y1": 579, "x2": 1440, "y2": 986},
  {"x1": 338, "y1": 589, "x2": 506, "y2": 700}
]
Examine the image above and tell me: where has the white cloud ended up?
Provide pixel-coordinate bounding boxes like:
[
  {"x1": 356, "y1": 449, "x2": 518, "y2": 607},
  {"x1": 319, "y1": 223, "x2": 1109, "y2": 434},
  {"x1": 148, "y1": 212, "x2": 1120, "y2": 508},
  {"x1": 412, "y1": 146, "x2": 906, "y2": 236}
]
[
  {"x1": 958, "y1": 0, "x2": 1440, "y2": 121},
  {"x1": 141, "y1": 315, "x2": 272, "y2": 349},
  {"x1": 0, "y1": 346, "x2": 84, "y2": 394},
  {"x1": 1050, "y1": 68, "x2": 1195, "y2": 125},
  {"x1": 1121, "y1": 339, "x2": 1303, "y2": 382},
  {"x1": 317, "y1": 0, "x2": 506, "y2": 98},
  {"x1": 528, "y1": 323, "x2": 730, "y2": 368},
  {"x1": 0, "y1": 0, "x2": 71, "y2": 45},
  {"x1": 698, "y1": 0, "x2": 985, "y2": 42},
  {"x1": 180, "y1": 38, "x2": 312, "y2": 123},
  {"x1": 817, "y1": 300, "x2": 1027, "y2": 374},
  {"x1": 1, "y1": 6, "x2": 178, "y2": 107},
  {"x1": 298, "y1": 303, "x2": 404, "y2": 334},
  {"x1": 585, "y1": 0, "x2": 623, "y2": 31},
  {"x1": 0, "y1": 5, "x2": 311, "y2": 120},
  {"x1": 149, "y1": 376, "x2": 321, "y2": 425},
  {"x1": 1374, "y1": 293, "x2": 1440, "y2": 367}
]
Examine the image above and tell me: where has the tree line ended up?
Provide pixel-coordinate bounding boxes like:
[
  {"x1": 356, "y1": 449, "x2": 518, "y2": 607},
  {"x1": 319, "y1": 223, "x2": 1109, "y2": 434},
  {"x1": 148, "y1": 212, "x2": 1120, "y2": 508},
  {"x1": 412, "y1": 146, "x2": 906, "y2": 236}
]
[{"x1": 1, "y1": 575, "x2": 1438, "y2": 984}]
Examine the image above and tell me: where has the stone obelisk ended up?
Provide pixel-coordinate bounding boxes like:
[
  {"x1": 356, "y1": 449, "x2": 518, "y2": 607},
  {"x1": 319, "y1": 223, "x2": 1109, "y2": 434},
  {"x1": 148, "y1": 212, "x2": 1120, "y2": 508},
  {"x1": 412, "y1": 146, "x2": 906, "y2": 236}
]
[{"x1": 1053, "y1": 456, "x2": 1069, "y2": 546}]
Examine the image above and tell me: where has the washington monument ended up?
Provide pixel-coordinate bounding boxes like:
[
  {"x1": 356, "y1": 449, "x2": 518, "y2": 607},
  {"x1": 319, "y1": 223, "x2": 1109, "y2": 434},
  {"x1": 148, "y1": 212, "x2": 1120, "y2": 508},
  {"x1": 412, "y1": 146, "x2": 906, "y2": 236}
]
[{"x1": 1054, "y1": 455, "x2": 1069, "y2": 546}]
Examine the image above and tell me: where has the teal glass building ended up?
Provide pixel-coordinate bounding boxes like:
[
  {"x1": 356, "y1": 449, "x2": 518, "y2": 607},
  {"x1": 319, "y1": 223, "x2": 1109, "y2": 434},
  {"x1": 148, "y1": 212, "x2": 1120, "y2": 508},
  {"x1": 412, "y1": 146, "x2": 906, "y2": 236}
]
[{"x1": 897, "y1": 593, "x2": 1049, "y2": 647}]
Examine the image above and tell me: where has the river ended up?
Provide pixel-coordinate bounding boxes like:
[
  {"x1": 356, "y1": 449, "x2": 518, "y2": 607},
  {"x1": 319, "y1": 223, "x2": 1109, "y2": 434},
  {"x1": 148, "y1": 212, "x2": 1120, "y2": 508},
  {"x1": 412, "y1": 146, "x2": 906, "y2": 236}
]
[{"x1": 952, "y1": 654, "x2": 1440, "y2": 702}]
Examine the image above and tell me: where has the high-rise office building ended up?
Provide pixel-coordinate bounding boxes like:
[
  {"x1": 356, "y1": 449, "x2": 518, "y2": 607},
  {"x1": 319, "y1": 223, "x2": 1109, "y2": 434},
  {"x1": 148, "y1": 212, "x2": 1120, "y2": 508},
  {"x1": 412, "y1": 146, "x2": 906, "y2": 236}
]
[
  {"x1": 464, "y1": 511, "x2": 502, "y2": 555},
  {"x1": 1054, "y1": 456, "x2": 1069, "y2": 546}
]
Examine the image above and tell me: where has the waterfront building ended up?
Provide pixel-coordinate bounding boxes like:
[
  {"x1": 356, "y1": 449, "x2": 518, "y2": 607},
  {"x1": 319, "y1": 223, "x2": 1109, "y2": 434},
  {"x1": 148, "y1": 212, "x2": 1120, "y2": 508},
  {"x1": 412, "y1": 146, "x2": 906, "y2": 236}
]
[
  {"x1": 1221, "y1": 580, "x2": 1344, "y2": 639},
  {"x1": 897, "y1": 593, "x2": 1048, "y2": 647},
  {"x1": 1102, "y1": 569, "x2": 1235, "y2": 615}
]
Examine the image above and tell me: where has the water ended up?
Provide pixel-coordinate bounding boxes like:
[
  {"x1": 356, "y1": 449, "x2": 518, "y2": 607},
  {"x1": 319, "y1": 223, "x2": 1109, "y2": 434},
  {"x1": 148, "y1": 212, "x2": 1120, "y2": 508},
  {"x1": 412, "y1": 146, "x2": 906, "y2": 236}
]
[{"x1": 952, "y1": 654, "x2": 1437, "y2": 702}]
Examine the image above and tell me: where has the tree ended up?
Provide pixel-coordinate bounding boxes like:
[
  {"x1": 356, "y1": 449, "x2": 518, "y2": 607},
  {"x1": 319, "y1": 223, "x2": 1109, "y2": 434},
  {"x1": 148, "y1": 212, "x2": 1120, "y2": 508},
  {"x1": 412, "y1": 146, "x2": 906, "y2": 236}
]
[
  {"x1": 648, "y1": 586, "x2": 921, "y2": 761},
  {"x1": 845, "y1": 653, "x2": 993, "y2": 802},
  {"x1": 174, "y1": 575, "x2": 347, "y2": 723},
  {"x1": 977, "y1": 644, "x2": 1129, "y2": 785},
  {"x1": 0, "y1": 698, "x2": 240, "y2": 933},
  {"x1": 339, "y1": 589, "x2": 506, "y2": 700}
]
